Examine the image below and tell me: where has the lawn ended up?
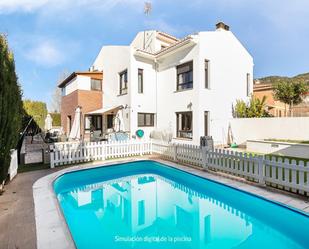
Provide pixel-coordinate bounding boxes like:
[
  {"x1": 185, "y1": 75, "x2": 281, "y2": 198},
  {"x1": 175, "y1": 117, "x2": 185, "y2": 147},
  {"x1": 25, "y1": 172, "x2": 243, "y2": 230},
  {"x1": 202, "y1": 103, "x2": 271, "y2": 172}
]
[{"x1": 264, "y1": 139, "x2": 309, "y2": 144}]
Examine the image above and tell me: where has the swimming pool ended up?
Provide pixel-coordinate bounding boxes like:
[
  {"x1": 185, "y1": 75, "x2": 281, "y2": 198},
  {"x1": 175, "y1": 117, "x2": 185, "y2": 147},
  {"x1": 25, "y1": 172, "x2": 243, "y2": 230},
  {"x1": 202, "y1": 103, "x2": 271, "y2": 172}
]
[{"x1": 54, "y1": 160, "x2": 309, "y2": 249}]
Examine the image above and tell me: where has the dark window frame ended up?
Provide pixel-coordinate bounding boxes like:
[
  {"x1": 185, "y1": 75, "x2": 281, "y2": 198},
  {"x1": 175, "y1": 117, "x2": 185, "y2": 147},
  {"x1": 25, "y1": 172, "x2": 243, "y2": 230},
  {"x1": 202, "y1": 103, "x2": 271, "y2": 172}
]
[
  {"x1": 138, "y1": 68, "x2": 143, "y2": 94},
  {"x1": 205, "y1": 60, "x2": 210, "y2": 89},
  {"x1": 176, "y1": 61, "x2": 193, "y2": 91},
  {"x1": 90, "y1": 78, "x2": 102, "y2": 91},
  {"x1": 84, "y1": 115, "x2": 102, "y2": 131},
  {"x1": 106, "y1": 114, "x2": 114, "y2": 129},
  {"x1": 138, "y1": 113, "x2": 155, "y2": 127},
  {"x1": 176, "y1": 111, "x2": 193, "y2": 139},
  {"x1": 204, "y1": 111, "x2": 209, "y2": 136},
  {"x1": 246, "y1": 73, "x2": 250, "y2": 97},
  {"x1": 119, "y1": 69, "x2": 128, "y2": 95}
]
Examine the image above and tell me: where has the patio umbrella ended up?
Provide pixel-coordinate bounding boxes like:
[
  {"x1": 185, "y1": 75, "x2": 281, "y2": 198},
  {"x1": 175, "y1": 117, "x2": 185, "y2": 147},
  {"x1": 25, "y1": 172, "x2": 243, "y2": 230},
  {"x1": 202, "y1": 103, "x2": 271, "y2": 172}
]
[
  {"x1": 69, "y1": 107, "x2": 81, "y2": 140},
  {"x1": 227, "y1": 123, "x2": 234, "y2": 145},
  {"x1": 114, "y1": 109, "x2": 125, "y2": 132},
  {"x1": 44, "y1": 114, "x2": 53, "y2": 131}
]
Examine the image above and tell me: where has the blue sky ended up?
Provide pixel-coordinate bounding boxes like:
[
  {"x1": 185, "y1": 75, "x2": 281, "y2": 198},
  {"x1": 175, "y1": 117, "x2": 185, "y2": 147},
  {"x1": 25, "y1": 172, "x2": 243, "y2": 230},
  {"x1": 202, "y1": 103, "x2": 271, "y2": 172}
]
[{"x1": 1, "y1": 0, "x2": 309, "y2": 110}]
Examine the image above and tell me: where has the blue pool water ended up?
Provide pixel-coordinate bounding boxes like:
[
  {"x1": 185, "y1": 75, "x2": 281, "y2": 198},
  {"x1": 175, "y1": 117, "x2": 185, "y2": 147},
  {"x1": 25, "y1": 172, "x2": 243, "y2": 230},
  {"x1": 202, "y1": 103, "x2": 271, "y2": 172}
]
[{"x1": 54, "y1": 160, "x2": 309, "y2": 249}]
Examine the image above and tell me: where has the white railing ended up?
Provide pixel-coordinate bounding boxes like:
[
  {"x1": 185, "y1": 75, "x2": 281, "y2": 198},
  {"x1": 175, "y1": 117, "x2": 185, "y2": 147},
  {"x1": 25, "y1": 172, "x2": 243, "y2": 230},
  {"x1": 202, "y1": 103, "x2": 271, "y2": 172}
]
[
  {"x1": 50, "y1": 140, "x2": 152, "y2": 167},
  {"x1": 50, "y1": 140, "x2": 309, "y2": 196}
]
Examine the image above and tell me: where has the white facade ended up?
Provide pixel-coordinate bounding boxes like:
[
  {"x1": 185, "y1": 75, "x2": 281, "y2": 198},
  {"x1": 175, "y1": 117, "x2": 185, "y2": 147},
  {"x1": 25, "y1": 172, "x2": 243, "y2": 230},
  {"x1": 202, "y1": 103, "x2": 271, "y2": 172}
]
[
  {"x1": 92, "y1": 25, "x2": 253, "y2": 145},
  {"x1": 61, "y1": 75, "x2": 94, "y2": 96}
]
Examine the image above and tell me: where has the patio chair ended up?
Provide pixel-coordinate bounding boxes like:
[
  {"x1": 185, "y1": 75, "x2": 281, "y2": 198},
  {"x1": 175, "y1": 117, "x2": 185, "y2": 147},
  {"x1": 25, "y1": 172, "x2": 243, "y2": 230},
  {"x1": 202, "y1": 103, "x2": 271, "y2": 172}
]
[{"x1": 90, "y1": 130, "x2": 106, "y2": 142}]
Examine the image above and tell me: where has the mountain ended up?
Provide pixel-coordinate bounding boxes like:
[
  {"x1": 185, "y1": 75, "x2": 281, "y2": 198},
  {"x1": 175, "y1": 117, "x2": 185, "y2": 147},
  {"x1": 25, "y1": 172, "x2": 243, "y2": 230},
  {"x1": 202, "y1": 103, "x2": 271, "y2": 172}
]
[{"x1": 256, "y1": 72, "x2": 309, "y2": 85}]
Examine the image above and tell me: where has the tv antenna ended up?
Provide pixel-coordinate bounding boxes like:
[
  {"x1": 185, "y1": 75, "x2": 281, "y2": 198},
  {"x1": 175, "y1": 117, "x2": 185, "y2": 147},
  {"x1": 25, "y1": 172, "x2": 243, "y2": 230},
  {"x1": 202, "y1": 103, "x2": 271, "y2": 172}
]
[
  {"x1": 144, "y1": 2, "x2": 152, "y2": 15},
  {"x1": 143, "y1": 2, "x2": 152, "y2": 50}
]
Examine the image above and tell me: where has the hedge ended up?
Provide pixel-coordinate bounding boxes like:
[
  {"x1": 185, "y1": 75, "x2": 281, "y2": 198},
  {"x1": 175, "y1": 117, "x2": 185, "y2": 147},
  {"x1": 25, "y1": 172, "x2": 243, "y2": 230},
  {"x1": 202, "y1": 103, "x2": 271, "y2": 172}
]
[{"x1": 0, "y1": 34, "x2": 23, "y2": 186}]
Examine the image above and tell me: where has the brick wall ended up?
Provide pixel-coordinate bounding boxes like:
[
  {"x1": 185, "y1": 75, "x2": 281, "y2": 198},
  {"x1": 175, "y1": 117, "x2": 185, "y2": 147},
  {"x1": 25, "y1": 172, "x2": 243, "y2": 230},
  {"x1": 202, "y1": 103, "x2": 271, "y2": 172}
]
[{"x1": 61, "y1": 90, "x2": 102, "y2": 135}]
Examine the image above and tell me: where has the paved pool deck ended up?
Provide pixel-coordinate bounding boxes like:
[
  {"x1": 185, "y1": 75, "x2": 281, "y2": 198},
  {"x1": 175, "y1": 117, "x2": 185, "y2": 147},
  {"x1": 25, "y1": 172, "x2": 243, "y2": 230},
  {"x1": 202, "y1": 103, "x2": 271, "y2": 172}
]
[
  {"x1": 0, "y1": 168, "x2": 57, "y2": 249},
  {"x1": 1, "y1": 157, "x2": 309, "y2": 249}
]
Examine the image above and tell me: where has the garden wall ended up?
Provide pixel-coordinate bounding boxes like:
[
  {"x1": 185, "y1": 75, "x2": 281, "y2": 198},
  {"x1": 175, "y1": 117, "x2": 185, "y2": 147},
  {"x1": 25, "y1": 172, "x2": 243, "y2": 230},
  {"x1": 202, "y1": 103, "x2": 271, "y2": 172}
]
[{"x1": 230, "y1": 117, "x2": 309, "y2": 145}]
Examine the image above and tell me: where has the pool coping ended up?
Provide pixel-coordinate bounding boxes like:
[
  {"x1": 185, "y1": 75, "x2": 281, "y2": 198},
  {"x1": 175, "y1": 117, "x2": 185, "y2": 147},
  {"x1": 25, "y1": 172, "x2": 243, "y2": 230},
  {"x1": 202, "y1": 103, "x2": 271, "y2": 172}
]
[{"x1": 33, "y1": 157, "x2": 309, "y2": 249}]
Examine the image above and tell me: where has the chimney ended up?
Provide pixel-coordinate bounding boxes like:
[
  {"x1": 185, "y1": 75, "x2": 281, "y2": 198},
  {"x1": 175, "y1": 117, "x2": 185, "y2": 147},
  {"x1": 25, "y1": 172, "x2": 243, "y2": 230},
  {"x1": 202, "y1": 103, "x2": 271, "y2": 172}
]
[{"x1": 216, "y1": 22, "x2": 230, "y2": 31}]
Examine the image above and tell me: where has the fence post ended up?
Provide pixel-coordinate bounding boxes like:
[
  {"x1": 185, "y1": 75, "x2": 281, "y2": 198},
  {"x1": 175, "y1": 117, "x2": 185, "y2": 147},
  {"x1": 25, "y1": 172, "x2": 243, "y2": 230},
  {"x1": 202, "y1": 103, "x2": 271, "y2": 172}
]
[
  {"x1": 201, "y1": 146, "x2": 208, "y2": 170},
  {"x1": 140, "y1": 141, "x2": 143, "y2": 156},
  {"x1": 258, "y1": 155, "x2": 265, "y2": 185},
  {"x1": 173, "y1": 144, "x2": 177, "y2": 162},
  {"x1": 50, "y1": 144, "x2": 55, "y2": 168}
]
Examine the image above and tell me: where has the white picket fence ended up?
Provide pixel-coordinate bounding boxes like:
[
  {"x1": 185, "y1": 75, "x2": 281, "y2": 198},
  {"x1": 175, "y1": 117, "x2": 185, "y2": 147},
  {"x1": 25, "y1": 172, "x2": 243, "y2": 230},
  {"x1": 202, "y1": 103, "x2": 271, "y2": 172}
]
[
  {"x1": 50, "y1": 140, "x2": 309, "y2": 196},
  {"x1": 50, "y1": 140, "x2": 152, "y2": 167},
  {"x1": 152, "y1": 142, "x2": 309, "y2": 196}
]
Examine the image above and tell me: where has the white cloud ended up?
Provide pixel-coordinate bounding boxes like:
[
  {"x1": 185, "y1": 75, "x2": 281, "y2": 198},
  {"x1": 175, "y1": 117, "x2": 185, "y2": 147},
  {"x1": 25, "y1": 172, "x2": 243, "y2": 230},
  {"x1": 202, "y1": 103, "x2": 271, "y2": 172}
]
[
  {"x1": 25, "y1": 41, "x2": 64, "y2": 67},
  {"x1": 0, "y1": 0, "x2": 146, "y2": 13},
  {"x1": 0, "y1": 0, "x2": 49, "y2": 13}
]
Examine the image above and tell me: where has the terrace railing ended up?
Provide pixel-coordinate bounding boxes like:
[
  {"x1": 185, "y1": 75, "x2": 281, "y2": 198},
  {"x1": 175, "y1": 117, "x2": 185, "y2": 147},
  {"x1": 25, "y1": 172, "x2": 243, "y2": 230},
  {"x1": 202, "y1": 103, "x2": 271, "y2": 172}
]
[{"x1": 50, "y1": 140, "x2": 309, "y2": 196}]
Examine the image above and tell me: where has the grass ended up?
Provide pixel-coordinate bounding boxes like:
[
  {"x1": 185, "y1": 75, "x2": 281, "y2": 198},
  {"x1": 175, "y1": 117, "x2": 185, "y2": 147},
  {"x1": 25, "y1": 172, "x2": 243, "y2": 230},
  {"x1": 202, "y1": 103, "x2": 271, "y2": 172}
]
[
  {"x1": 264, "y1": 139, "x2": 309, "y2": 144},
  {"x1": 244, "y1": 151, "x2": 309, "y2": 163},
  {"x1": 18, "y1": 163, "x2": 50, "y2": 173}
]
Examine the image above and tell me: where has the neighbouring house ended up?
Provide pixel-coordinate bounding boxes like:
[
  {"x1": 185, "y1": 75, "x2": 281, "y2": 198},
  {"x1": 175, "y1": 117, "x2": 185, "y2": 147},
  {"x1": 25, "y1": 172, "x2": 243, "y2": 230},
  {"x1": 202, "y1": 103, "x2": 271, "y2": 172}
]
[
  {"x1": 87, "y1": 22, "x2": 253, "y2": 145},
  {"x1": 59, "y1": 71, "x2": 103, "y2": 140},
  {"x1": 253, "y1": 79, "x2": 309, "y2": 117}
]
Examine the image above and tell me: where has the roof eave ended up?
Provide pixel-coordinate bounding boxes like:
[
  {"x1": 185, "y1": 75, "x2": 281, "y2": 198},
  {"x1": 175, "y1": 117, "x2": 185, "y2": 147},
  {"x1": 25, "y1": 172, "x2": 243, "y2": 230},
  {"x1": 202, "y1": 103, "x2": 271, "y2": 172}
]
[{"x1": 134, "y1": 37, "x2": 196, "y2": 60}]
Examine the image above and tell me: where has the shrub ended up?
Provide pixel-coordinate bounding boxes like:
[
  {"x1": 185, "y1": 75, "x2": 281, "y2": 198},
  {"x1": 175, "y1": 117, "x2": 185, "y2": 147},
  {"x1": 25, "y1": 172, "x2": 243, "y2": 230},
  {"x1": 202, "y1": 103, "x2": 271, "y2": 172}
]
[
  {"x1": 0, "y1": 34, "x2": 23, "y2": 187},
  {"x1": 23, "y1": 99, "x2": 48, "y2": 130}
]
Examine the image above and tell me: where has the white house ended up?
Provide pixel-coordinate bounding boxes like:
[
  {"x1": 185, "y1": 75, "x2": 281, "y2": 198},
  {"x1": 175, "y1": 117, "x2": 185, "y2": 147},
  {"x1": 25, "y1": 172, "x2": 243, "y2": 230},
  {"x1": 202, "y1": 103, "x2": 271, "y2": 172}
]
[{"x1": 89, "y1": 22, "x2": 253, "y2": 145}]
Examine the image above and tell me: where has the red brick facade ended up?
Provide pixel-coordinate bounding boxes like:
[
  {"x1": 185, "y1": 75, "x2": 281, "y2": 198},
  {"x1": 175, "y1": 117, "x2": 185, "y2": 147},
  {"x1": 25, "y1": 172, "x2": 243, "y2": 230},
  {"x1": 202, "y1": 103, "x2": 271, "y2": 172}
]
[{"x1": 61, "y1": 90, "x2": 103, "y2": 135}]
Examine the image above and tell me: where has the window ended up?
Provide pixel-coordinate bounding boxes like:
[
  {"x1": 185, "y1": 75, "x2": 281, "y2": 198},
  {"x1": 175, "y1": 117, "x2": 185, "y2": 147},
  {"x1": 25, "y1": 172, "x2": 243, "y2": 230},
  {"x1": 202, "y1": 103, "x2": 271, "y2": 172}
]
[
  {"x1": 246, "y1": 73, "x2": 250, "y2": 96},
  {"x1": 176, "y1": 61, "x2": 193, "y2": 91},
  {"x1": 138, "y1": 69, "x2": 143, "y2": 93},
  {"x1": 204, "y1": 215, "x2": 211, "y2": 244},
  {"x1": 204, "y1": 111, "x2": 209, "y2": 136},
  {"x1": 107, "y1": 114, "x2": 114, "y2": 129},
  {"x1": 91, "y1": 79, "x2": 102, "y2": 91},
  {"x1": 176, "y1": 112, "x2": 192, "y2": 139},
  {"x1": 205, "y1": 60, "x2": 210, "y2": 89},
  {"x1": 119, "y1": 70, "x2": 128, "y2": 95},
  {"x1": 84, "y1": 115, "x2": 102, "y2": 131},
  {"x1": 138, "y1": 113, "x2": 155, "y2": 127}
]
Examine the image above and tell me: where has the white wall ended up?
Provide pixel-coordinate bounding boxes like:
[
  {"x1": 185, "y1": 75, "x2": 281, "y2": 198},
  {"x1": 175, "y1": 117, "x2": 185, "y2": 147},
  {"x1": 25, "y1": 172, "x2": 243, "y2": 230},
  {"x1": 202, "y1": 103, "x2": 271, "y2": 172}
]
[
  {"x1": 130, "y1": 56, "x2": 157, "y2": 139},
  {"x1": 197, "y1": 31, "x2": 253, "y2": 145},
  {"x1": 93, "y1": 46, "x2": 131, "y2": 132},
  {"x1": 63, "y1": 75, "x2": 91, "y2": 96},
  {"x1": 156, "y1": 30, "x2": 253, "y2": 145},
  {"x1": 230, "y1": 117, "x2": 309, "y2": 145},
  {"x1": 92, "y1": 29, "x2": 253, "y2": 144},
  {"x1": 156, "y1": 45, "x2": 200, "y2": 144}
]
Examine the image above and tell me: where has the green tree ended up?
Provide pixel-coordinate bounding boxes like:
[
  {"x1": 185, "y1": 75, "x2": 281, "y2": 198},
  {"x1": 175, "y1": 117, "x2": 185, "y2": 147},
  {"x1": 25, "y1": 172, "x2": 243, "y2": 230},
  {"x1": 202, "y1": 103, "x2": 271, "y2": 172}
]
[
  {"x1": 50, "y1": 112, "x2": 61, "y2": 126},
  {"x1": 233, "y1": 99, "x2": 247, "y2": 118},
  {"x1": 23, "y1": 100, "x2": 48, "y2": 130},
  {"x1": 273, "y1": 80, "x2": 308, "y2": 116},
  {"x1": 233, "y1": 95, "x2": 270, "y2": 118},
  {"x1": 0, "y1": 34, "x2": 23, "y2": 188}
]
